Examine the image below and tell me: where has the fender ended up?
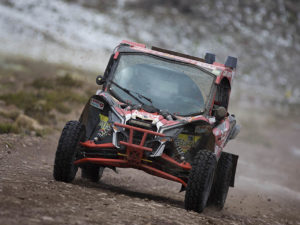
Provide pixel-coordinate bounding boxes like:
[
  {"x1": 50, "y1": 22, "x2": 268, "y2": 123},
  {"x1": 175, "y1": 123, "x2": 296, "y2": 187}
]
[
  {"x1": 212, "y1": 118, "x2": 231, "y2": 158},
  {"x1": 79, "y1": 95, "x2": 111, "y2": 139}
]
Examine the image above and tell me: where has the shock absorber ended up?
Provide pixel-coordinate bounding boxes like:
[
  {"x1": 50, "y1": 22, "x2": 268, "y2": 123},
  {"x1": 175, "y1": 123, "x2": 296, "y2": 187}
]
[
  {"x1": 94, "y1": 114, "x2": 112, "y2": 142},
  {"x1": 174, "y1": 138, "x2": 185, "y2": 161},
  {"x1": 94, "y1": 126, "x2": 112, "y2": 142}
]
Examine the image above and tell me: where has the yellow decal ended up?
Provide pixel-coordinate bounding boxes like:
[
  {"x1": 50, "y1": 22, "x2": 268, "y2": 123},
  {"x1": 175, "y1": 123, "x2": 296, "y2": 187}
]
[
  {"x1": 100, "y1": 114, "x2": 109, "y2": 122},
  {"x1": 99, "y1": 114, "x2": 110, "y2": 131},
  {"x1": 177, "y1": 134, "x2": 201, "y2": 152}
]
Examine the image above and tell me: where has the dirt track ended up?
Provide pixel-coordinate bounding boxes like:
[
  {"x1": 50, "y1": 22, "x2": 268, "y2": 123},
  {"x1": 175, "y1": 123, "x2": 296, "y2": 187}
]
[{"x1": 0, "y1": 121, "x2": 300, "y2": 225}]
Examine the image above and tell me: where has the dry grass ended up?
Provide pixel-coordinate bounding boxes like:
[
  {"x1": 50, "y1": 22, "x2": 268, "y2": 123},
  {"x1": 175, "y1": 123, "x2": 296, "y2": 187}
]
[
  {"x1": 0, "y1": 123, "x2": 19, "y2": 134},
  {"x1": 0, "y1": 55, "x2": 99, "y2": 134}
]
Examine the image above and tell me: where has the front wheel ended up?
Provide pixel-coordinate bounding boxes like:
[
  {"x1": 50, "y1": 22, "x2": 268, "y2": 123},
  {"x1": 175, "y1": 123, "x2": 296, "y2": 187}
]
[
  {"x1": 53, "y1": 121, "x2": 85, "y2": 182},
  {"x1": 184, "y1": 150, "x2": 217, "y2": 213}
]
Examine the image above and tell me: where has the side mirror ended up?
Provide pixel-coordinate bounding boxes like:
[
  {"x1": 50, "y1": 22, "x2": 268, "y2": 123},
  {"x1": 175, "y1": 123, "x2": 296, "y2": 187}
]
[
  {"x1": 96, "y1": 75, "x2": 105, "y2": 85},
  {"x1": 215, "y1": 106, "x2": 227, "y2": 121}
]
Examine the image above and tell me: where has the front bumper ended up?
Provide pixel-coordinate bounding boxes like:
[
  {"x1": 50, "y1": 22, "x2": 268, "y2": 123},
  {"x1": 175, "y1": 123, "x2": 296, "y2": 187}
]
[{"x1": 74, "y1": 123, "x2": 191, "y2": 187}]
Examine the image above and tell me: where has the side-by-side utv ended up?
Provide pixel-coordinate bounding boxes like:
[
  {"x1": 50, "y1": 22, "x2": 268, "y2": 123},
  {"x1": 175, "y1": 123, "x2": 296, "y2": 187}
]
[{"x1": 53, "y1": 40, "x2": 240, "y2": 213}]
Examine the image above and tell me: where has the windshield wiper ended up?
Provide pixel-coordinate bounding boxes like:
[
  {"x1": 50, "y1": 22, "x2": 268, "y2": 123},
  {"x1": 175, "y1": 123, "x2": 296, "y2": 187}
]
[
  {"x1": 109, "y1": 80, "x2": 143, "y2": 105},
  {"x1": 109, "y1": 80, "x2": 155, "y2": 105},
  {"x1": 110, "y1": 80, "x2": 177, "y2": 116},
  {"x1": 135, "y1": 92, "x2": 152, "y2": 104},
  {"x1": 108, "y1": 80, "x2": 163, "y2": 114}
]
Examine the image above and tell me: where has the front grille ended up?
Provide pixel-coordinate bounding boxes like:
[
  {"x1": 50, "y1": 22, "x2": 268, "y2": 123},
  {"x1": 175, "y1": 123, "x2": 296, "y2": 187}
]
[
  {"x1": 127, "y1": 118, "x2": 157, "y2": 131},
  {"x1": 128, "y1": 128, "x2": 155, "y2": 145},
  {"x1": 126, "y1": 118, "x2": 157, "y2": 146},
  {"x1": 114, "y1": 122, "x2": 165, "y2": 159}
]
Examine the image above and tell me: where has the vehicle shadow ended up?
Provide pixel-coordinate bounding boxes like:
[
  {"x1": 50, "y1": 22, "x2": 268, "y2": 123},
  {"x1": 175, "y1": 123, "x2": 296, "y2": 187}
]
[{"x1": 73, "y1": 179, "x2": 184, "y2": 209}]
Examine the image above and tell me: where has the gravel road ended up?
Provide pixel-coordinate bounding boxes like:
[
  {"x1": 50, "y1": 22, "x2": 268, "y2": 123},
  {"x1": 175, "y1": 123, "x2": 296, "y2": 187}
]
[{"x1": 0, "y1": 122, "x2": 299, "y2": 225}]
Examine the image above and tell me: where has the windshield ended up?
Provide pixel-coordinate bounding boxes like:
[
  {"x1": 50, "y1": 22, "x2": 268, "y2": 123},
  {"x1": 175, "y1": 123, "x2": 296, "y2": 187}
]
[{"x1": 109, "y1": 54, "x2": 215, "y2": 116}]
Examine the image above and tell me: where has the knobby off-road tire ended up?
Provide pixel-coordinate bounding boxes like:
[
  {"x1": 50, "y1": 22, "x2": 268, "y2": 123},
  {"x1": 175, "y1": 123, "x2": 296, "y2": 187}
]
[
  {"x1": 208, "y1": 153, "x2": 233, "y2": 209},
  {"x1": 81, "y1": 165, "x2": 104, "y2": 183},
  {"x1": 53, "y1": 121, "x2": 85, "y2": 182},
  {"x1": 185, "y1": 150, "x2": 217, "y2": 213}
]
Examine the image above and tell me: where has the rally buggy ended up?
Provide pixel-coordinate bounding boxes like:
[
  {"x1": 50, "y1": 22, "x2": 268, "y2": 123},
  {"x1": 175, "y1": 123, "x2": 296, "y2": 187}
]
[{"x1": 53, "y1": 40, "x2": 240, "y2": 213}]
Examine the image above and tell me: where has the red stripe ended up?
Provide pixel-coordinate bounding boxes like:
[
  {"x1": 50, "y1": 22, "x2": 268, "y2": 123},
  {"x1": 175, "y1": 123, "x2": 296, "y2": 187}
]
[
  {"x1": 119, "y1": 141, "x2": 152, "y2": 152},
  {"x1": 161, "y1": 154, "x2": 191, "y2": 170},
  {"x1": 80, "y1": 141, "x2": 115, "y2": 148}
]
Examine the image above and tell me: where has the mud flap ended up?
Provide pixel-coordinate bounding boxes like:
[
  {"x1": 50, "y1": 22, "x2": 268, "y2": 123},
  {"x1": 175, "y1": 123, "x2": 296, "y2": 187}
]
[
  {"x1": 229, "y1": 152, "x2": 238, "y2": 187},
  {"x1": 220, "y1": 152, "x2": 238, "y2": 187}
]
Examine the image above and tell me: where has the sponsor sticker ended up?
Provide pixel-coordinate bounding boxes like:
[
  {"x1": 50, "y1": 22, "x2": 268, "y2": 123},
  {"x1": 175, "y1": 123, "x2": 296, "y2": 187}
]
[
  {"x1": 132, "y1": 110, "x2": 160, "y2": 121},
  {"x1": 176, "y1": 134, "x2": 201, "y2": 152},
  {"x1": 98, "y1": 114, "x2": 112, "y2": 137},
  {"x1": 90, "y1": 98, "x2": 104, "y2": 110}
]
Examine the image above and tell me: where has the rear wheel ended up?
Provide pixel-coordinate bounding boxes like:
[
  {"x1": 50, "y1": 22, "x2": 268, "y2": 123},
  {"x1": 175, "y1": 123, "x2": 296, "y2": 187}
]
[
  {"x1": 184, "y1": 150, "x2": 217, "y2": 213},
  {"x1": 81, "y1": 165, "x2": 104, "y2": 182},
  {"x1": 208, "y1": 153, "x2": 233, "y2": 209},
  {"x1": 53, "y1": 121, "x2": 84, "y2": 182}
]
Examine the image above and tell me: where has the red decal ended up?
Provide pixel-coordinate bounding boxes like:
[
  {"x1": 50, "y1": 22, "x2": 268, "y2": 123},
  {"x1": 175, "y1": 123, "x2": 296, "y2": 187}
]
[
  {"x1": 114, "y1": 51, "x2": 119, "y2": 59},
  {"x1": 121, "y1": 40, "x2": 146, "y2": 48}
]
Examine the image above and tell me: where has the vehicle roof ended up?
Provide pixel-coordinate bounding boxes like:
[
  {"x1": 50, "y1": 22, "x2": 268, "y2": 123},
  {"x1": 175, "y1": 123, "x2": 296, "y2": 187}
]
[{"x1": 116, "y1": 40, "x2": 236, "y2": 84}]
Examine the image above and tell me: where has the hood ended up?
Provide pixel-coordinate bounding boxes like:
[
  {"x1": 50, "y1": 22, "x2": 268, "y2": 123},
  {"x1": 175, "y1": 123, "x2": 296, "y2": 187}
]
[{"x1": 97, "y1": 91, "x2": 214, "y2": 132}]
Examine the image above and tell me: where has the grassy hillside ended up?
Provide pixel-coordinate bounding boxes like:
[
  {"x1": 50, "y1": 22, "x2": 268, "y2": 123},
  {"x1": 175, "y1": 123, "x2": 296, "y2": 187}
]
[{"x1": 0, "y1": 55, "x2": 98, "y2": 135}]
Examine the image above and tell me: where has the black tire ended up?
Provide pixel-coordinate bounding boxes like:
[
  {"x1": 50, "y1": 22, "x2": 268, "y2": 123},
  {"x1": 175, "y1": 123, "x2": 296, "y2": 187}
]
[
  {"x1": 208, "y1": 153, "x2": 233, "y2": 209},
  {"x1": 53, "y1": 121, "x2": 85, "y2": 182},
  {"x1": 81, "y1": 165, "x2": 104, "y2": 183},
  {"x1": 184, "y1": 150, "x2": 217, "y2": 213}
]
